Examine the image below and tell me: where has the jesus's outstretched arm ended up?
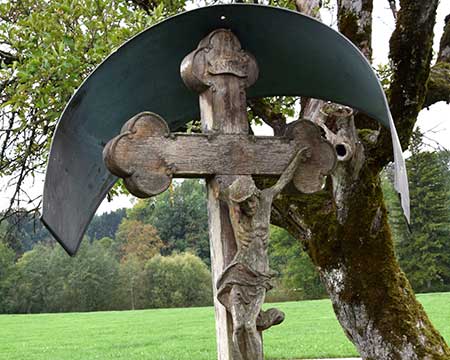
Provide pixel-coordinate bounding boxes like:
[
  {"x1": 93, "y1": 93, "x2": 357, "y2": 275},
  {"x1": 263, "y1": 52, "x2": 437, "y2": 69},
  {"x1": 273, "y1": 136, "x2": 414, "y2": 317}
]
[{"x1": 266, "y1": 146, "x2": 310, "y2": 199}]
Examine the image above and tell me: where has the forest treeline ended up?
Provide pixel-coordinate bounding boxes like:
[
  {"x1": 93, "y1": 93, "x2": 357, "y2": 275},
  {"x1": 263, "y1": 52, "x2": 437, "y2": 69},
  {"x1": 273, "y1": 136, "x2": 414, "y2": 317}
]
[
  {"x1": 382, "y1": 130, "x2": 450, "y2": 293},
  {"x1": 0, "y1": 131, "x2": 449, "y2": 313}
]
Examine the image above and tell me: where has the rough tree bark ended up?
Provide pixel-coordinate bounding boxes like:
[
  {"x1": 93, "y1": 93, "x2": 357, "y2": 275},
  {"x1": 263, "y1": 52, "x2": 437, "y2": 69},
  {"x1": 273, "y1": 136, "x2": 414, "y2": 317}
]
[
  {"x1": 425, "y1": 15, "x2": 450, "y2": 109},
  {"x1": 266, "y1": 1, "x2": 450, "y2": 359}
]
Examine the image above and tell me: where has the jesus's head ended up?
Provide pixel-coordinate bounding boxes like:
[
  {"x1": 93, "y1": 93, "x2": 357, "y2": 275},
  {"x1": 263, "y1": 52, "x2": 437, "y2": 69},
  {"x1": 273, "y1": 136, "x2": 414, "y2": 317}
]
[{"x1": 228, "y1": 176, "x2": 260, "y2": 216}]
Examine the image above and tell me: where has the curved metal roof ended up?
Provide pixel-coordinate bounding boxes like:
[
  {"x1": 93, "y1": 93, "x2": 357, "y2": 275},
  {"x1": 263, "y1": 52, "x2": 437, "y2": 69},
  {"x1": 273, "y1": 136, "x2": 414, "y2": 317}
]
[{"x1": 42, "y1": 4, "x2": 399, "y2": 255}]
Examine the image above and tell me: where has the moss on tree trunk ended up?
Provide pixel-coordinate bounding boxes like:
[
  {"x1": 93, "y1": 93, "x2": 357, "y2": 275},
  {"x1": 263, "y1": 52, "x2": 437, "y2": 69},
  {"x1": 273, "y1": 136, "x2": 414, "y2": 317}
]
[
  {"x1": 264, "y1": 1, "x2": 450, "y2": 358},
  {"x1": 425, "y1": 16, "x2": 450, "y2": 108},
  {"x1": 273, "y1": 162, "x2": 450, "y2": 359}
]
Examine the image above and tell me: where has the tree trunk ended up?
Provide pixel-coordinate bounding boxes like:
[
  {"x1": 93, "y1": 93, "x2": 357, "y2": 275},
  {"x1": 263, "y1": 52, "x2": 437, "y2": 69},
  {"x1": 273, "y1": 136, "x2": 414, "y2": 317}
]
[
  {"x1": 131, "y1": 283, "x2": 135, "y2": 310},
  {"x1": 269, "y1": 1, "x2": 450, "y2": 358},
  {"x1": 320, "y1": 170, "x2": 448, "y2": 359},
  {"x1": 275, "y1": 162, "x2": 450, "y2": 359}
]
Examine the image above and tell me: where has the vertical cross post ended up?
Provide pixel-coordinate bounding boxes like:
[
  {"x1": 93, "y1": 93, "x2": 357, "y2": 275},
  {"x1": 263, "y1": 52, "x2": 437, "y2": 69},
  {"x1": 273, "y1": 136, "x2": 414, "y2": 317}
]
[
  {"x1": 104, "y1": 27, "x2": 336, "y2": 360},
  {"x1": 181, "y1": 29, "x2": 258, "y2": 360}
]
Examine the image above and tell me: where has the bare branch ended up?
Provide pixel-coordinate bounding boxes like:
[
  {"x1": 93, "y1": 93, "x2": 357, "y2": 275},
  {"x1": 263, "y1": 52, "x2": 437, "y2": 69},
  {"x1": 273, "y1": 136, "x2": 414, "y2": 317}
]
[
  {"x1": 388, "y1": 0, "x2": 397, "y2": 20},
  {"x1": 0, "y1": 112, "x2": 15, "y2": 162}
]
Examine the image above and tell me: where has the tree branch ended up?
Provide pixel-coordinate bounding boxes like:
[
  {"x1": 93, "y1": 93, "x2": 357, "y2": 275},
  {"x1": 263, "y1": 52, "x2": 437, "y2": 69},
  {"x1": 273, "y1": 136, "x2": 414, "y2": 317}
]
[
  {"x1": 387, "y1": 0, "x2": 439, "y2": 149},
  {"x1": 127, "y1": 0, "x2": 156, "y2": 14},
  {"x1": 0, "y1": 77, "x2": 16, "y2": 96},
  {"x1": 0, "y1": 49, "x2": 18, "y2": 66},
  {"x1": 247, "y1": 99, "x2": 287, "y2": 136},
  {"x1": 437, "y1": 14, "x2": 450, "y2": 63},
  {"x1": 294, "y1": 0, "x2": 325, "y2": 120},
  {"x1": 337, "y1": 0, "x2": 373, "y2": 60},
  {"x1": 387, "y1": 0, "x2": 397, "y2": 20},
  {"x1": 369, "y1": 0, "x2": 440, "y2": 168},
  {"x1": 424, "y1": 63, "x2": 450, "y2": 108},
  {"x1": 295, "y1": 0, "x2": 321, "y2": 17},
  {"x1": 334, "y1": 1, "x2": 380, "y2": 132},
  {"x1": 424, "y1": 14, "x2": 450, "y2": 108}
]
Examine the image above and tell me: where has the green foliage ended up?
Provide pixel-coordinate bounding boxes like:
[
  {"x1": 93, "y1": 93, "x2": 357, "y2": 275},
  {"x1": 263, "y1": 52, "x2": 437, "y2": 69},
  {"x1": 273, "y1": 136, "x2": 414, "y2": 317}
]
[
  {"x1": 97, "y1": 236, "x2": 114, "y2": 249},
  {"x1": 0, "y1": 180, "x2": 214, "y2": 313},
  {"x1": 127, "y1": 180, "x2": 210, "y2": 264},
  {"x1": 248, "y1": 96, "x2": 299, "y2": 127},
  {"x1": 143, "y1": 252, "x2": 212, "y2": 308},
  {"x1": 112, "y1": 218, "x2": 164, "y2": 310},
  {"x1": 0, "y1": 0, "x2": 167, "y2": 209},
  {"x1": 0, "y1": 242, "x2": 15, "y2": 312},
  {"x1": 7, "y1": 243, "x2": 55, "y2": 313},
  {"x1": 269, "y1": 225, "x2": 326, "y2": 300},
  {"x1": 0, "y1": 220, "x2": 19, "y2": 254},
  {"x1": 115, "y1": 218, "x2": 163, "y2": 262},
  {"x1": 57, "y1": 240, "x2": 120, "y2": 312},
  {"x1": 381, "y1": 167, "x2": 410, "y2": 249},
  {"x1": 267, "y1": 0, "x2": 297, "y2": 11},
  {"x1": 0, "y1": 236, "x2": 211, "y2": 313},
  {"x1": 0, "y1": 211, "x2": 51, "y2": 256},
  {"x1": 86, "y1": 208, "x2": 126, "y2": 241},
  {"x1": 383, "y1": 130, "x2": 450, "y2": 293},
  {"x1": 4, "y1": 241, "x2": 120, "y2": 313},
  {"x1": 375, "y1": 63, "x2": 394, "y2": 93},
  {"x1": 115, "y1": 255, "x2": 147, "y2": 310},
  {"x1": 402, "y1": 132, "x2": 450, "y2": 292}
]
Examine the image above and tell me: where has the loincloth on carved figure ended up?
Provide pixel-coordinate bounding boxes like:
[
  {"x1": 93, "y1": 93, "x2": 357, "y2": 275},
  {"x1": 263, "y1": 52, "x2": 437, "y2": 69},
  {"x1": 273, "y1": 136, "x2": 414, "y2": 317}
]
[
  {"x1": 217, "y1": 262, "x2": 273, "y2": 308},
  {"x1": 216, "y1": 262, "x2": 285, "y2": 331}
]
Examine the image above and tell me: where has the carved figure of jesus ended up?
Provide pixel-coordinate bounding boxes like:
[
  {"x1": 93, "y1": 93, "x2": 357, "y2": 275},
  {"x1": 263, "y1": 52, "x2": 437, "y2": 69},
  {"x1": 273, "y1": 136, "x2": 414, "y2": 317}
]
[{"x1": 217, "y1": 147, "x2": 310, "y2": 360}]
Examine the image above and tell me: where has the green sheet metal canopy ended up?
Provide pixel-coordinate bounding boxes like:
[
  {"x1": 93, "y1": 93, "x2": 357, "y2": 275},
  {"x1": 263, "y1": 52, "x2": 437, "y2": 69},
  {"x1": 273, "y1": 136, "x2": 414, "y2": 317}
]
[{"x1": 41, "y1": 4, "x2": 408, "y2": 255}]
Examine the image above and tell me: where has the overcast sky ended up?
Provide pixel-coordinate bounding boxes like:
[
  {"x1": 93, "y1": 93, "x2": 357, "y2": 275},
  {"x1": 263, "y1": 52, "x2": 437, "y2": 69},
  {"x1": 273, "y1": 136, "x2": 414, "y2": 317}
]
[{"x1": 1, "y1": 1, "x2": 449, "y2": 214}]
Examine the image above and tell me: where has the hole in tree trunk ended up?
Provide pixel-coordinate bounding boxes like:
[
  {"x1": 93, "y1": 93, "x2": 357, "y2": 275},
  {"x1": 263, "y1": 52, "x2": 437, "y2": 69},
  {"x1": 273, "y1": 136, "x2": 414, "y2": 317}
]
[{"x1": 335, "y1": 144, "x2": 347, "y2": 158}]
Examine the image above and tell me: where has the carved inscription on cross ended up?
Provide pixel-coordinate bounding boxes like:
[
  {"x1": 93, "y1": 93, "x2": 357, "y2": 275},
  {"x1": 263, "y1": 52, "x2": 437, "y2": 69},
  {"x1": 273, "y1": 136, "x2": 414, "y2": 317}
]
[{"x1": 103, "y1": 29, "x2": 336, "y2": 360}]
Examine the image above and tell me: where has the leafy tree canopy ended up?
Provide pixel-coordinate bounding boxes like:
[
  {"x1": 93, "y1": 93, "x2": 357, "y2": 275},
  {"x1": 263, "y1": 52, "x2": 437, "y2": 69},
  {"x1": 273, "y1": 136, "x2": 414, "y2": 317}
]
[
  {"x1": 143, "y1": 252, "x2": 212, "y2": 308},
  {"x1": 269, "y1": 225, "x2": 326, "y2": 300},
  {"x1": 0, "y1": 0, "x2": 171, "y2": 213},
  {"x1": 127, "y1": 180, "x2": 210, "y2": 264},
  {"x1": 116, "y1": 218, "x2": 164, "y2": 262},
  {"x1": 86, "y1": 208, "x2": 126, "y2": 241}
]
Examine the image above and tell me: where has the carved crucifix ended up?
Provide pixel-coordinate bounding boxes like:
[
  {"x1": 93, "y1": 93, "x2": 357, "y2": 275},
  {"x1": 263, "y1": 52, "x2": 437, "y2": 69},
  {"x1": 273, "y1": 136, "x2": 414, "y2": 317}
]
[{"x1": 103, "y1": 29, "x2": 336, "y2": 360}]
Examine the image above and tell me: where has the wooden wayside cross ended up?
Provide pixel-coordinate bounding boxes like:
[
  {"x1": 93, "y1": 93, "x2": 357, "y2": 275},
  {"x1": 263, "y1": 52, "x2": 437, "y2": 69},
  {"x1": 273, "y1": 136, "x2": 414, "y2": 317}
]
[{"x1": 103, "y1": 29, "x2": 336, "y2": 360}]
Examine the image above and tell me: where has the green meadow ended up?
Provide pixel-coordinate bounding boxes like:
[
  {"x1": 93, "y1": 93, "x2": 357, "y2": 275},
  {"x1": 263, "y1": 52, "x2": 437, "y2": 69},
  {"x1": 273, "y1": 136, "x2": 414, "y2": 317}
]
[{"x1": 0, "y1": 292, "x2": 449, "y2": 360}]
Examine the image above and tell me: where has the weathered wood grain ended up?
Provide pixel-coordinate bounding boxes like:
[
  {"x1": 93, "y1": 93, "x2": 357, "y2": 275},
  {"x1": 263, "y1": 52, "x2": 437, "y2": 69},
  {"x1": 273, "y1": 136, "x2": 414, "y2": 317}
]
[
  {"x1": 107, "y1": 127, "x2": 293, "y2": 175},
  {"x1": 102, "y1": 28, "x2": 336, "y2": 360},
  {"x1": 181, "y1": 29, "x2": 258, "y2": 135},
  {"x1": 103, "y1": 112, "x2": 336, "y2": 198},
  {"x1": 181, "y1": 29, "x2": 258, "y2": 360}
]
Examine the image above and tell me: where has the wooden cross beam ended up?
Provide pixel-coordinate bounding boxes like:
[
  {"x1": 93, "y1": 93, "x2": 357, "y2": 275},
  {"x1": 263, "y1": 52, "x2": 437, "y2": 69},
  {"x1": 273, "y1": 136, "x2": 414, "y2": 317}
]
[
  {"x1": 103, "y1": 112, "x2": 335, "y2": 198},
  {"x1": 103, "y1": 29, "x2": 336, "y2": 360}
]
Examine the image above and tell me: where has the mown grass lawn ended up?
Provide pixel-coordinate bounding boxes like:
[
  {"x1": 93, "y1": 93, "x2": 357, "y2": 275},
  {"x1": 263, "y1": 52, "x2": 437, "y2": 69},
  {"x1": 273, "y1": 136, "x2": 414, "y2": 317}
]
[{"x1": 0, "y1": 292, "x2": 448, "y2": 360}]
